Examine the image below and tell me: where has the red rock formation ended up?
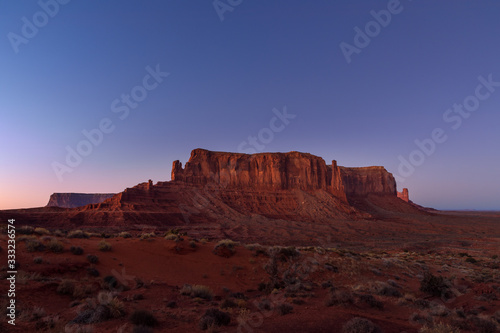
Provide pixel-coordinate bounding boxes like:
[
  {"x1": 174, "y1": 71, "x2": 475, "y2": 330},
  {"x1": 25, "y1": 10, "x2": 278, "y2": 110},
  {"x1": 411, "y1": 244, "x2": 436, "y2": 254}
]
[
  {"x1": 397, "y1": 188, "x2": 409, "y2": 202},
  {"x1": 339, "y1": 166, "x2": 396, "y2": 197},
  {"x1": 46, "y1": 193, "x2": 115, "y2": 208},
  {"x1": 172, "y1": 149, "x2": 332, "y2": 192},
  {"x1": 3, "y1": 149, "x2": 420, "y2": 228},
  {"x1": 172, "y1": 149, "x2": 363, "y2": 202}
]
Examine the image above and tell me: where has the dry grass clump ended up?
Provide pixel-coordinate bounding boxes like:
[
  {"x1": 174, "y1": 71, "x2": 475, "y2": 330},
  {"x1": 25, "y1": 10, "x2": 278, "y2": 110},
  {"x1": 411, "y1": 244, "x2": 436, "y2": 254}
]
[
  {"x1": 17, "y1": 234, "x2": 37, "y2": 242},
  {"x1": 326, "y1": 290, "x2": 355, "y2": 307},
  {"x1": 213, "y1": 239, "x2": 239, "y2": 257},
  {"x1": 164, "y1": 234, "x2": 179, "y2": 241},
  {"x1": 18, "y1": 226, "x2": 35, "y2": 235},
  {"x1": 47, "y1": 239, "x2": 64, "y2": 253},
  {"x1": 118, "y1": 231, "x2": 132, "y2": 238},
  {"x1": 98, "y1": 241, "x2": 112, "y2": 252},
  {"x1": 34, "y1": 227, "x2": 51, "y2": 235},
  {"x1": 97, "y1": 291, "x2": 125, "y2": 318},
  {"x1": 67, "y1": 230, "x2": 90, "y2": 239},
  {"x1": 26, "y1": 239, "x2": 45, "y2": 252},
  {"x1": 140, "y1": 233, "x2": 155, "y2": 241},
  {"x1": 341, "y1": 317, "x2": 382, "y2": 333},
  {"x1": 199, "y1": 308, "x2": 230, "y2": 330},
  {"x1": 191, "y1": 285, "x2": 214, "y2": 301},
  {"x1": 180, "y1": 284, "x2": 214, "y2": 300},
  {"x1": 57, "y1": 279, "x2": 76, "y2": 295},
  {"x1": 419, "y1": 323, "x2": 461, "y2": 333}
]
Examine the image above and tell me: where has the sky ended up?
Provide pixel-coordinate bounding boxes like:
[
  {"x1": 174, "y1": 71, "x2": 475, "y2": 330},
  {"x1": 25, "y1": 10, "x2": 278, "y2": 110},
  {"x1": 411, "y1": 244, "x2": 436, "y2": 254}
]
[{"x1": 0, "y1": 0, "x2": 499, "y2": 210}]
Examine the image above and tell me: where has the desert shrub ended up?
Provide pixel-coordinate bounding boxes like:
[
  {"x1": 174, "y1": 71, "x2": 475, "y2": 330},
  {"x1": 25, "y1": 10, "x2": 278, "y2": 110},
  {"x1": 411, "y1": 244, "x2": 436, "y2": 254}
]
[
  {"x1": 33, "y1": 256, "x2": 43, "y2": 264},
  {"x1": 47, "y1": 239, "x2": 64, "y2": 253},
  {"x1": 245, "y1": 243, "x2": 269, "y2": 256},
  {"x1": 86, "y1": 267, "x2": 99, "y2": 277},
  {"x1": 164, "y1": 234, "x2": 178, "y2": 241},
  {"x1": 41, "y1": 235, "x2": 54, "y2": 242},
  {"x1": 420, "y1": 273, "x2": 451, "y2": 298},
  {"x1": 326, "y1": 290, "x2": 354, "y2": 307},
  {"x1": 274, "y1": 246, "x2": 300, "y2": 261},
  {"x1": 57, "y1": 280, "x2": 76, "y2": 295},
  {"x1": 258, "y1": 299, "x2": 272, "y2": 311},
  {"x1": 429, "y1": 303, "x2": 450, "y2": 317},
  {"x1": 277, "y1": 303, "x2": 293, "y2": 315},
  {"x1": 17, "y1": 235, "x2": 37, "y2": 242},
  {"x1": 220, "y1": 299, "x2": 237, "y2": 309},
  {"x1": 358, "y1": 294, "x2": 384, "y2": 309},
  {"x1": 199, "y1": 309, "x2": 230, "y2": 330},
  {"x1": 140, "y1": 233, "x2": 155, "y2": 241},
  {"x1": 130, "y1": 310, "x2": 158, "y2": 327},
  {"x1": 98, "y1": 241, "x2": 112, "y2": 252},
  {"x1": 18, "y1": 226, "x2": 34, "y2": 234},
  {"x1": 87, "y1": 254, "x2": 99, "y2": 264},
  {"x1": 70, "y1": 302, "x2": 111, "y2": 324},
  {"x1": 375, "y1": 282, "x2": 402, "y2": 298},
  {"x1": 67, "y1": 230, "x2": 89, "y2": 239},
  {"x1": 34, "y1": 227, "x2": 51, "y2": 235},
  {"x1": 213, "y1": 239, "x2": 239, "y2": 257},
  {"x1": 465, "y1": 257, "x2": 477, "y2": 264},
  {"x1": 70, "y1": 246, "x2": 84, "y2": 255},
  {"x1": 103, "y1": 276, "x2": 120, "y2": 290},
  {"x1": 165, "y1": 228, "x2": 180, "y2": 236},
  {"x1": 118, "y1": 232, "x2": 132, "y2": 238},
  {"x1": 53, "y1": 229, "x2": 65, "y2": 237},
  {"x1": 97, "y1": 292, "x2": 125, "y2": 318},
  {"x1": 191, "y1": 285, "x2": 214, "y2": 300},
  {"x1": 189, "y1": 240, "x2": 197, "y2": 248},
  {"x1": 419, "y1": 323, "x2": 461, "y2": 333},
  {"x1": 72, "y1": 284, "x2": 94, "y2": 299},
  {"x1": 341, "y1": 317, "x2": 382, "y2": 333},
  {"x1": 26, "y1": 239, "x2": 45, "y2": 252},
  {"x1": 180, "y1": 284, "x2": 192, "y2": 295},
  {"x1": 410, "y1": 312, "x2": 433, "y2": 325}
]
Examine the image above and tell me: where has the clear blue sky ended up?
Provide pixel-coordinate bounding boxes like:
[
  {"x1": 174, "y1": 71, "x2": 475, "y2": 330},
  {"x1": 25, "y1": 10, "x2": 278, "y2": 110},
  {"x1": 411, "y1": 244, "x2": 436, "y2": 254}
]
[{"x1": 1, "y1": 0, "x2": 499, "y2": 210}]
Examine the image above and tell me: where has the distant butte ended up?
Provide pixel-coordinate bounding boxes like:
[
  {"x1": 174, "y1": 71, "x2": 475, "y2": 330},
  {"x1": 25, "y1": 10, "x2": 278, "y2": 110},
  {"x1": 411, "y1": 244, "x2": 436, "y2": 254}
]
[{"x1": 47, "y1": 193, "x2": 115, "y2": 208}]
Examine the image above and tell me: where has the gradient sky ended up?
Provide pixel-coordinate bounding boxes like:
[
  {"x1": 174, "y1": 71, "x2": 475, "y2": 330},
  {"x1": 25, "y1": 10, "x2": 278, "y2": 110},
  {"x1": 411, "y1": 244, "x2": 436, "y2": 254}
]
[{"x1": 1, "y1": 0, "x2": 499, "y2": 210}]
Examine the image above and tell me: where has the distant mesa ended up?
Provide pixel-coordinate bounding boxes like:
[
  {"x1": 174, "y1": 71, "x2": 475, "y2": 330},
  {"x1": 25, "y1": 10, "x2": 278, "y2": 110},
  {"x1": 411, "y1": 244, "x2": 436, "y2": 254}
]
[
  {"x1": 4, "y1": 148, "x2": 426, "y2": 228},
  {"x1": 47, "y1": 193, "x2": 115, "y2": 208},
  {"x1": 171, "y1": 149, "x2": 397, "y2": 200}
]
